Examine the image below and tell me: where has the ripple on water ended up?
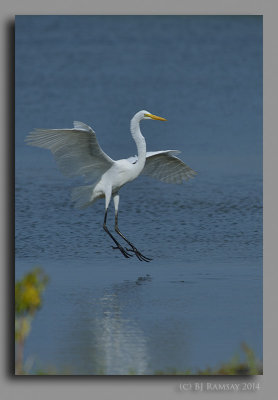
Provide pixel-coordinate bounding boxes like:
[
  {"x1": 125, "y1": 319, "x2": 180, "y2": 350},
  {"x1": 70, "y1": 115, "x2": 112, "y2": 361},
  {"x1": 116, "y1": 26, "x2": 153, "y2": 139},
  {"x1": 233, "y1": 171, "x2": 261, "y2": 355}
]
[{"x1": 16, "y1": 173, "x2": 262, "y2": 263}]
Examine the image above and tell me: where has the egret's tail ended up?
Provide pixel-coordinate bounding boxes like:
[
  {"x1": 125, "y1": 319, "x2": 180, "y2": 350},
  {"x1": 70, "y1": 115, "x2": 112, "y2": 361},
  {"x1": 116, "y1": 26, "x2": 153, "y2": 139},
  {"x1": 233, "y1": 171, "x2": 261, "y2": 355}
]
[{"x1": 71, "y1": 183, "x2": 100, "y2": 209}]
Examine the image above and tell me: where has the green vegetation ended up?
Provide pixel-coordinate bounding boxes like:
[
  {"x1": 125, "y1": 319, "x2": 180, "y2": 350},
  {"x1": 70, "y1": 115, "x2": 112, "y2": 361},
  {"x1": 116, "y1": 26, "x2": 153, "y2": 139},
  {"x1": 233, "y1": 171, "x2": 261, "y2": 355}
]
[
  {"x1": 154, "y1": 343, "x2": 262, "y2": 375},
  {"x1": 15, "y1": 267, "x2": 49, "y2": 375},
  {"x1": 19, "y1": 344, "x2": 262, "y2": 376}
]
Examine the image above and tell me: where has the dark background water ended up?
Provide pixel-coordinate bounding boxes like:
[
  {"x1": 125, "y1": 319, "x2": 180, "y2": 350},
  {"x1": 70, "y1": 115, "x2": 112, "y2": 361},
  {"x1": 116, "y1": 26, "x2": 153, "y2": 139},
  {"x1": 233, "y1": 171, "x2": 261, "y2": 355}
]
[{"x1": 15, "y1": 15, "x2": 262, "y2": 374}]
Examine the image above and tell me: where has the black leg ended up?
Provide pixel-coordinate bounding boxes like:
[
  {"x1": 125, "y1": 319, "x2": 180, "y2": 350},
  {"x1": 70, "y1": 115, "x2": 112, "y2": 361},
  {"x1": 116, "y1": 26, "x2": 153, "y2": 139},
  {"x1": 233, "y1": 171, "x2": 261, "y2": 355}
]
[
  {"x1": 103, "y1": 210, "x2": 133, "y2": 259},
  {"x1": 114, "y1": 213, "x2": 152, "y2": 262}
]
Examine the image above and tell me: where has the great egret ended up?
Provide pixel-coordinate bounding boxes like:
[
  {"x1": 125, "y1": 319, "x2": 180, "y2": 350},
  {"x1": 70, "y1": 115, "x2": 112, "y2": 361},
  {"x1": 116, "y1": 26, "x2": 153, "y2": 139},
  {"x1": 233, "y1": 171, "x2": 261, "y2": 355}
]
[{"x1": 26, "y1": 110, "x2": 196, "y2": 261}]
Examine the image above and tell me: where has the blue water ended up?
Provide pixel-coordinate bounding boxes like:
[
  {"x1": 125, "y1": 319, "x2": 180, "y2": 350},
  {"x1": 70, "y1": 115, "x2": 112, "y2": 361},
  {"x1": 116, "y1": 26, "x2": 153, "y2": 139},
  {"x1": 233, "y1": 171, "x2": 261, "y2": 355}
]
[{"x1": 15, "y1": 15, "x2": 262, "y2": 374}]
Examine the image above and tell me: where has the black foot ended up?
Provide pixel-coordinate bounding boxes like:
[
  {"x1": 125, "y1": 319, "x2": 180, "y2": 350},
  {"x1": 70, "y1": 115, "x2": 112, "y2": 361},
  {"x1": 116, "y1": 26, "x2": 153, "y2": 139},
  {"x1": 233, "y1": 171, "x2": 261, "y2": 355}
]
[
  {"x1": 112, "y1": 245, "x2": 133, "y2": 259},
  {"x1": 125, "y1": 246, "x2": 152, "y2": 262}
]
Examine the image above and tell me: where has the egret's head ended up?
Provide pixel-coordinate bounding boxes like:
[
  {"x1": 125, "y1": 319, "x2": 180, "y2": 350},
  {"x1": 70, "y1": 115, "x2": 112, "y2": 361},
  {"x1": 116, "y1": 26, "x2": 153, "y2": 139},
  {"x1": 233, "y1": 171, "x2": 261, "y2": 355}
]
[
  {"x1": 136, "y1": 110, "x2": 167, "y2": 121},
  {"x1": 143, "y1": 110, "x2": 167, "y2": 121}
]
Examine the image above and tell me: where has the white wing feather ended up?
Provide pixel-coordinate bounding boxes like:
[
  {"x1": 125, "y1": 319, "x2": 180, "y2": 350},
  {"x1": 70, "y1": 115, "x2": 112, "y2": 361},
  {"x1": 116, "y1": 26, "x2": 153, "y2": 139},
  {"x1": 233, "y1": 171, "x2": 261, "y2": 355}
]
[
  {"x1": 25, "y1": 121, "x2": 114, "y2": 182},
  {"x1": 128, "y1": 150, "x2": 197, "y2": 184}
]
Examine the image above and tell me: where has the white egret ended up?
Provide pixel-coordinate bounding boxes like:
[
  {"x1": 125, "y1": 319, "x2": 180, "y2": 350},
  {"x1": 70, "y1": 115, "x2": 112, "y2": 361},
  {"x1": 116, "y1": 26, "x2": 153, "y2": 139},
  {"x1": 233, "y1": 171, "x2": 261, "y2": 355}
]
[{"x1": 26, "y1": 110, "x2": 196, "y2": 261}]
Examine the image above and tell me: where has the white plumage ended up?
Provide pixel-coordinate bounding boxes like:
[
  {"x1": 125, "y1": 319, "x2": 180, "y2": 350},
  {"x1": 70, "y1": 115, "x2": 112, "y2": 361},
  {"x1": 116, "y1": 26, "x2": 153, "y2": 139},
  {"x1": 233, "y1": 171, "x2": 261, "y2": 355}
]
[
  {"x1": 128, "y1": 150, "x2": 196, "y2": 184},
  {"x1": 26, "y1": 120, "x2": 114, "y2": 183},
  {"x1": 26, "y1": 110, "x2": 196, "y2": 261}
]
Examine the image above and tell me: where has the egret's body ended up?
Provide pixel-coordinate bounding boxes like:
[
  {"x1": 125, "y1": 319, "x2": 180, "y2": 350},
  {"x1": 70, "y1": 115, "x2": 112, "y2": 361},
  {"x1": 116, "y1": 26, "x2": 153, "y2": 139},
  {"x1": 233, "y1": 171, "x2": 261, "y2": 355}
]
[
  {"x1": 26, "y1": 110, "x2": 196, "y2": 261},
  {"x1": 97, "y1": 158, "x2": 140, "y2": 197}
]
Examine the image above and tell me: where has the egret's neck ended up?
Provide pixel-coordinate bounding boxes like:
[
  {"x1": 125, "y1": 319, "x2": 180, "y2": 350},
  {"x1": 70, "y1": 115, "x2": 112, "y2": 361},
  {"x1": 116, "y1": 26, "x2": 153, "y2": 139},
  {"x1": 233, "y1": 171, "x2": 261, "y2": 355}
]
[{"x1": 130, "y1": 116, "x2": 146, "y2": 173}]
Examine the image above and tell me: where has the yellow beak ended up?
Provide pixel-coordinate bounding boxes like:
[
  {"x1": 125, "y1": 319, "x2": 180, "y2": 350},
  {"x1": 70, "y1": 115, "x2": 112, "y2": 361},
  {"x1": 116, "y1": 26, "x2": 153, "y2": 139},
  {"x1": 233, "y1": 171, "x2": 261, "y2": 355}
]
[{"x1": 145, "y1": 113, "x2": 167, "y2": 121}]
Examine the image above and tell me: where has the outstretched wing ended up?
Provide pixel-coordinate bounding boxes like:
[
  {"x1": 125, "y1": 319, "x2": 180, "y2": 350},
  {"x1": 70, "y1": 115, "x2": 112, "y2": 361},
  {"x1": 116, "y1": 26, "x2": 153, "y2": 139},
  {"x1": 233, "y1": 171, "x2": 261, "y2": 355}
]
[
  {"x1": 128, "y1": 150, "x2": 197, "y2": 183},
  {"x1": 25, "y1": 121, "x2": 114, "y2": 182}
]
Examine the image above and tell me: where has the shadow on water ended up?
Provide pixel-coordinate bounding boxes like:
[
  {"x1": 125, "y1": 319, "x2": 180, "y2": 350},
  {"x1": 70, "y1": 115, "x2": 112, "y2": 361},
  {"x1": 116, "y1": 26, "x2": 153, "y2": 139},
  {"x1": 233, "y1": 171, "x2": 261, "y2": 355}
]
[{"x1": 41, "y1": 273, "x2": 155, "y2": 375}]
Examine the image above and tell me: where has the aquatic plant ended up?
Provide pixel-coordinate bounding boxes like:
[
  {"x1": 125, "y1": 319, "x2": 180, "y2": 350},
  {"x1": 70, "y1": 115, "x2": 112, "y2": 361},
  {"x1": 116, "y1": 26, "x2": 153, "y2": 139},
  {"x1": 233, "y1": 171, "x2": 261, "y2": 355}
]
[
  {"x1": 15, "y1": 267, "x2": 49, "y2": 374},
  {"x1": 154, "y1": 343, "x2": 262, "y2": 375}
]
